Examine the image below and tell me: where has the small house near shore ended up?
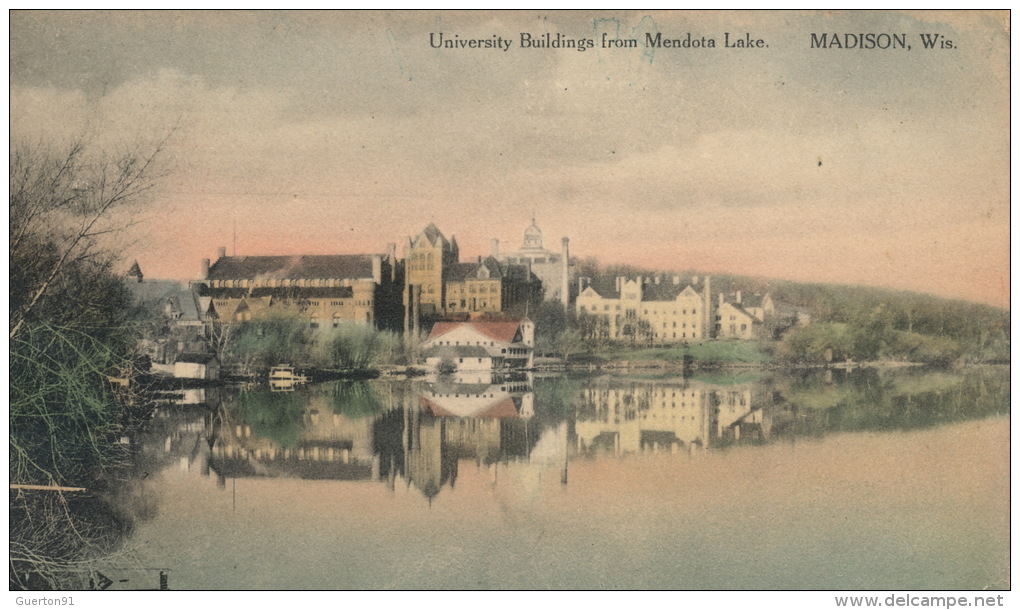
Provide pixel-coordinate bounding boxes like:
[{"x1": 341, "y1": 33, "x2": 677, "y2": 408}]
[{"x1": 421, "y1": 318, "x2": 535, "y2": 372}]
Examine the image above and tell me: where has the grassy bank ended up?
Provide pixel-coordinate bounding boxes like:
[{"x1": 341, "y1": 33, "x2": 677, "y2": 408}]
[{"x1": 579, "y1": 340, "x2": 773, "y2": 366}]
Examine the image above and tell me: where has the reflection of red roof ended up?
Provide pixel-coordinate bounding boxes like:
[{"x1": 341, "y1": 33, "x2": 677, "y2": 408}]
[
  {"x1": 420, "y1": 396, "x2": 519, "y2": 418},
  {"x1": 428, "y1": 320, "x2": 526, "y2": 343}
]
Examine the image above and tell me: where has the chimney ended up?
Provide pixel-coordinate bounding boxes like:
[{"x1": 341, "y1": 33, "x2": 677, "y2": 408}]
[
  {"x1": 692, "y1": 275, "x2": 699, "y2": 285},
  {"x1": 736, "y1": 290, "x2": 742, "y2": 304},
  {"x1": 719, "y1": 293, "x2": 724, "y2": 306},
  {"x1": 217, "y1": 246, "x2": 227, "y2": 260},
  {"x1": 201, "y1": 258, "x2": 210, "y2": 280},
  {"x1": 490, "y1": 238, "x2": 500, "y2": 259},
  {"x1": 673, "y1": 275, "x2": 680, "y2": 285}
]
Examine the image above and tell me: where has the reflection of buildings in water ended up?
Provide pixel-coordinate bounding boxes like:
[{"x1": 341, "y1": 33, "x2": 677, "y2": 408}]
[
  {"x1": 573, "y1": 378, "x2": 770, "y2": 456},
  {"x1": 400, "y1": 376, "x2": 536, "y2": 500},
  {"x1": 132, "y1": 405, "x2": 211, "y2": 475},
  {"x1": 206, "y1": 391, "x2": 380, "y2": 485},
  {"x1": 421, "y1": 375, "x2": 534, "y2": 418},
  {"x1": 202, "y1": 377, "x2": 550, "y2": 502}
]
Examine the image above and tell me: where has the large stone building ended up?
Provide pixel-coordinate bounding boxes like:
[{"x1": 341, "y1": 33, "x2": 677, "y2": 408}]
[
  {"x1": 576, "y1": 275, "x2": 781, "y2": 343},
  {"x1": 198, "y1": 247, "x2": 403, "y2": 330},
  {"x1": 576, "y1": 275, "x2": 712, "y2": 343},
  {"x1": 490, "y1": 219, "x2": 574, "y2": 307},
  {"x1": 404, "y1": 223, "x2": 459, "y2": 316},
  {"x1": 404, "y1": 224, "x2": 539, "y2": 328}
]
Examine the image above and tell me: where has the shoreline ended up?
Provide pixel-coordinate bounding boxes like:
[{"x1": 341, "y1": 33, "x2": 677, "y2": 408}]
[{"x1": 134, "y1": 358, "x2": 1007, "y2": 390}]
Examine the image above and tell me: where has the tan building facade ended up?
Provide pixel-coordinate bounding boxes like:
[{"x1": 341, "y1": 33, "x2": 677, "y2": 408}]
[
  {"x1": 576, "y1": 276, "x2": 709, "y2": 343},
  {"x1": 200, "y1": 250, "x2": 402, "y2": 330},
  {"x1": 714, "y1": 292, "x2": 775, "y2": 340},
  {"x1": 404, "y1": 224, "x2": 538, "y2": 325},
  {"x1": 404, "y1": 223, "x2": 459, "y2": 316}
]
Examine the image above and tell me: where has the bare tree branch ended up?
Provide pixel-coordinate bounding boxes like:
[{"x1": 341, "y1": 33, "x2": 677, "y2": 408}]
[{"x1": 10, "y1": 130, "x2": 175, "y2": 340}]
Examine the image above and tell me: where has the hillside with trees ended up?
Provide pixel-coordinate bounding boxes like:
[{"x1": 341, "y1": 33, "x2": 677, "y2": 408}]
[{"x1": 537, "y1": 258, "x2": 1009, "y2": 365}]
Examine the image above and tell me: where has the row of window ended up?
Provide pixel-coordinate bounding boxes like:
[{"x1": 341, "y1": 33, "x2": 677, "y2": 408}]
[
  {"x1": 579, "y1": 304, "x2": 698, "y2": 316},
  {"x1": 448, "y1": 300, "x2": 494, "y2": 310},
  {"x1": 212, "y1": 278, "x2": 353, "y2": 288},
  {"x1": 448, "y1": 283, "x2": 499, "y2": 294}
]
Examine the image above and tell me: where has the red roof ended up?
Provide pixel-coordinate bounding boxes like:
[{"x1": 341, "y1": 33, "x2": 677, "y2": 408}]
[{"x1": 428, "y1": 319, "x2": 527, "y2": 343}]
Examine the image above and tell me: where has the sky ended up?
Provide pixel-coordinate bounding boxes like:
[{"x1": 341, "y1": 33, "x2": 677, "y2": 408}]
[{"x1": 9, "y1": 10, "x2": 1010, "y2": 307}]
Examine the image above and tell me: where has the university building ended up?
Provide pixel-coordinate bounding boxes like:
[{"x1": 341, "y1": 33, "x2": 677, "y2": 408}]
[
  {"x1": 576, "y1": 275, "x2": 713, "y2": 343},
  {"x1": 490, "y1": 218, "x2": 574, "y2": 307},
  {"x1": 576, "y1": 273, "x2": 779, "y2": 343},
  {"x1": 714, "y1": 291, "x2": 775, "y2": 340},
  {"x1": 197, "y1": 247, "x2": 404, "y2": 331},
  {"x1": 403, "y1": 223, "x2": 540, "y2": 331}
]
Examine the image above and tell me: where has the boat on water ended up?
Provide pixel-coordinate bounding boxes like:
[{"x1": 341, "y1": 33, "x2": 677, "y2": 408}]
[{"x1": 268, "y1": 365, "x2": 308, "y2": 384}]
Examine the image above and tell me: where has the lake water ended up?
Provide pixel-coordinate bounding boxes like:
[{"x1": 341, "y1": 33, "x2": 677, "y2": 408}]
[{"x1": 105, "y1": 366, "x2": 1009, "y2": 590}]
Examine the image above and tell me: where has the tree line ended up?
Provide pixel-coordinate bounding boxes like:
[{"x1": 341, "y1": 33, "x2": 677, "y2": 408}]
[{"x1": 533, "y1": 258, "x2": 1008, "y2": 364}]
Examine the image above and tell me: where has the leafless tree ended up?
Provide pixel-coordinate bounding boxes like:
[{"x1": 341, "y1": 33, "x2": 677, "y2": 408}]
[{"x1": 10, "y1": 132, "x2": 173, "y2": 340}]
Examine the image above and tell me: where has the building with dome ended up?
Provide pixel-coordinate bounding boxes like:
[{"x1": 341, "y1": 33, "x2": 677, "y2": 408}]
[{"x1": 490, "y1": 219, "x2": 574, "y2": 308}]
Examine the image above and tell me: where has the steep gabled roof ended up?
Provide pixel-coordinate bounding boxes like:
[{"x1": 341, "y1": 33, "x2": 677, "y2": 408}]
[
  {"x1": 125, "y1": 279, "x2": 183, "y2": 305},
  {"x1": 642, "y1": 283, "x2": 699, "y2": 302},
  {"x1": 446, "y1": 257, "x2": 505, "y2": 282},
  {"x1": 427, "y1": 319, "x2": 528, "y2": 343},
  {"x1": 739, "y1": 293, "x2": 771, "y2": 309},
  {"x1": 126, "y1": 260, "x2": 143, "y2": 280},
  {"x1": 582, "y1": 278, "x2": 621, "y2": 299},
  {"x1": 721, "y1": 301, "x2": 762, "y2": 322},
  {"x1": 170, "y1": 289, "x2": 201, "y2": 320},
  {"x1": 207, "y1": 255, "x2": 377, "y2": 281},
  {"x1": 411, "y1": 223, "x2": 452, "y2": 249},
  {"x1": 422, "y1": 222, "x2": 445, "y2": 245}
]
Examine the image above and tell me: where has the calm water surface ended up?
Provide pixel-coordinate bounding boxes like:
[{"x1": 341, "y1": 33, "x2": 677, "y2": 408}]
[{"x1": 108, "y1": 367, "x2": 1009, "y2": 590}]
